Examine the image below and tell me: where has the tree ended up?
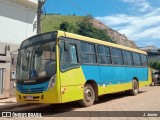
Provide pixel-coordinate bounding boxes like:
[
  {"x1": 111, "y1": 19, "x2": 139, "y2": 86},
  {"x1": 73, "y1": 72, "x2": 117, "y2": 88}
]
[
  {"x1": 150, "y1": 61, "x2": 160, "y2": 70},
  {"x1": 59, "y1": 22, "x2": 70, "y2": 31},
  {"x1": 76, "y1": 20, "x2": 112, "y2": 42},
  {"x1": 59, "y1": 15, "x2": 113, "y2": 43}
]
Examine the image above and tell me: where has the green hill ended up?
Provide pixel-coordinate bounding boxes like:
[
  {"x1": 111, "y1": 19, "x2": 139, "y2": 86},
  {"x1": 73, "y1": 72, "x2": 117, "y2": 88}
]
[
  {"x1": 42, "y1": 14, "x2": 83, "y2": 33},
  {"x1": 41, "y1": 14, "x2": 112, "y2": 42}
]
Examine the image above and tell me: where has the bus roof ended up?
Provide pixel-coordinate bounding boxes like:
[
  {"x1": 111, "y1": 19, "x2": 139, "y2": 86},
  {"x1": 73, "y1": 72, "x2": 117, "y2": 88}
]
[{"x1": 57, "y1": 30, "x2": 147, "y2": 55}]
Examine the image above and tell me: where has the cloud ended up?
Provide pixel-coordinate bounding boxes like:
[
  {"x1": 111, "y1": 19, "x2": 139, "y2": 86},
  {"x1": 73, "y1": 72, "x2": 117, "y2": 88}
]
[
  {"x1": 95, "y1": 7, "x2": 160, "y2": 47},
  {"x1": 121, "y1": 0, "x2": 153, "y2": 12},
  {"x1": 96, "y1": 14, "x2": 137, "y2": 26}
]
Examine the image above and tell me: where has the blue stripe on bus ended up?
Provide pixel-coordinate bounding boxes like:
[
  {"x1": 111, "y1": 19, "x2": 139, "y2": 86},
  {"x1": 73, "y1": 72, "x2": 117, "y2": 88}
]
[{"x1": 81, "y1": 65, "x2": 148, "y2": 85}]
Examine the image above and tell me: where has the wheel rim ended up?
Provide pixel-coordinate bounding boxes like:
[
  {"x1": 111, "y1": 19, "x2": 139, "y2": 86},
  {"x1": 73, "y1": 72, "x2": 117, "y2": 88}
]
[{"x1": 85, "y1": 88, "x2": 93, "y2": 102}]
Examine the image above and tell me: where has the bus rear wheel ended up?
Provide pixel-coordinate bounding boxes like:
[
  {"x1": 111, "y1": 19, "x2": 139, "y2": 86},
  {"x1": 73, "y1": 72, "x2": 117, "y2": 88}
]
[
  {"x1": 129, "y1": 79, "x2": 139, "y2": 96},
  {"x1": 79, "y1": 84, "x2": 95, "y2": 107}
]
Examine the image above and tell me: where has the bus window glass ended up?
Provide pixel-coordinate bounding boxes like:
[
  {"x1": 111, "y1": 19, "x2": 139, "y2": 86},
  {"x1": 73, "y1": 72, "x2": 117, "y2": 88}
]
[
  {"x1": 122, "y1": 50, "x2": 133, "y2": 66},
  {"x1": 99, "y1": 55, "x2": 106, "y2": 64},
  {"x1": 81, "y1": 53, "x2": 90, "y2": 63},
  {"x1": 70, "y1": 45, "x2": 78, "y2": 63},
  {"x1": 133, "y1": 53, "x2": 141, "y2": 66},
  {"x1": 98, "y1": 46, "x2": 105, "y2": 54},
  {"x1": 112, "y1": 48, "x2": 122, "y2": 57},
  {"x1": 80, "y1": 42, "x2": 88, "y2": 52},
  {"x1": 105, "y1": 47, "x2": 110, "y2": 56},
  {"x1": 98, "y1": 45, "x2": 111, "y2": 64},
  {"x1": 81, "y1": 42, "x2": 97, "y2": 64},
  {"x1": 111, "y1": 48, "x2": 123, "y2": 65},
  {"x1": 140, "y1": 54, "x2": 148, "y2": 66},
  {"x1": 61, "y1": 42, "x2": 79, "y2": 70}
]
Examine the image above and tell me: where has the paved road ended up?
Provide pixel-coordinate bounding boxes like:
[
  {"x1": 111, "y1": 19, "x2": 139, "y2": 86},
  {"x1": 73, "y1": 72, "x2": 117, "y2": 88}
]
[{"x1": 1, "y1": 85, "x2": 160, "y2": 120}]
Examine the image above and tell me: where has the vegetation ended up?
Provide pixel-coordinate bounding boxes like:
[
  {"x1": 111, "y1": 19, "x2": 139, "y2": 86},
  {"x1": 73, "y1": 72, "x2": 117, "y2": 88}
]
[
  {"x1": 59, "y1": 22, "x2": 70, "y2": 31},
  {"x1": 150, "y1": 61, "x2": 160, "y2": 70},
  {"x1": 42, "y1": 14, "x2": 83, "y2": 33},
  {"x1": 76, "y1": 17, "x2": 112, "y2": 42},
  {"x1": 42, "y1": 14, "x2": 113, "y2": 42}
]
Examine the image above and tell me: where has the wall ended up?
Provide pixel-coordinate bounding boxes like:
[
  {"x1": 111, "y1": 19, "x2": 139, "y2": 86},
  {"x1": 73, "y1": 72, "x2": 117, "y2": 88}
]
[
  {"x1": 0, "y1": 0, "x2": 38, "y2": 98},
  {"x1": 0, "y1": 0, "x2": 37, "y2": 45},
  {"x1": 0, "y1": 47, "x2": 11, "y2": 99}
]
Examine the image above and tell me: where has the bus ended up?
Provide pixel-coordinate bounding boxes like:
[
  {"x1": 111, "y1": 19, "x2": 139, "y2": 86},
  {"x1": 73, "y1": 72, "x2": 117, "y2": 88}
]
[{"x1": 16, "y1": 30, "x2": 152, "y2": 107}]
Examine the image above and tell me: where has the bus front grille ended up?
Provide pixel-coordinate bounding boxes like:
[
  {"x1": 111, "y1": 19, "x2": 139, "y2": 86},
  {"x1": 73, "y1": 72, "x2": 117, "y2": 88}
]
[{"x1": 18, "y1": 87, "x2": 44, "y2": 94}]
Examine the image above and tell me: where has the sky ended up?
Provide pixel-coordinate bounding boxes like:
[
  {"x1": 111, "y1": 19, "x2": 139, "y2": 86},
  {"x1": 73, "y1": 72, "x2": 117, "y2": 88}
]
[{"x1": 44, "y1": 0, "x2": 160, "y2": 48}]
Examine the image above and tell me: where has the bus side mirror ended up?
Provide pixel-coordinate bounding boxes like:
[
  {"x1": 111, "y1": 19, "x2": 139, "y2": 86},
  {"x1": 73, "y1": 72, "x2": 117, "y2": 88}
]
[{"x1": 64, "y1": 42, "x2": 69, "y2": 51}]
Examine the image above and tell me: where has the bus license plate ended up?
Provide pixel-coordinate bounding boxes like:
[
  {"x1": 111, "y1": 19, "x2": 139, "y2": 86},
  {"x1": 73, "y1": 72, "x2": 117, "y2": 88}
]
[{"x1": 26, "y1": 96, "x2": 33, "y2": 100}]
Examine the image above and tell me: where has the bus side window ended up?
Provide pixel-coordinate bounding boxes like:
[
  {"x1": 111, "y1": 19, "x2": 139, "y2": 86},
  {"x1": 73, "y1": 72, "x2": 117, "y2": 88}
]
[
  {"x1": 122, "y1": 50, "x2": 133, "y2": 66},
  {"x1": 111, "y1": 48, "x2": 123, "y2": 65},
  {"x1": 98, "y1": 45, "x2": 111, "y2": 64},
  {"x1": 60, "y1": 42, "x2": 79, "y2": 71},
  {"x1": 133, "y1": 52, "x2": 141, "y2": 66},
  {"x1": 140, "y1": 54, "x2": 148, "y2": 66},
  {"x1": 80, "y1": 42, "x2": 97, "y2": 64}
]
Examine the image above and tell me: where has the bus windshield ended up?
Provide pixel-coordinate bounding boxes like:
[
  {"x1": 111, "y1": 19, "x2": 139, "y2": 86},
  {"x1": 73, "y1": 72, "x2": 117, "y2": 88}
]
[{"x1": 16, "y1": 32, "x2": 57, "y2": 81}]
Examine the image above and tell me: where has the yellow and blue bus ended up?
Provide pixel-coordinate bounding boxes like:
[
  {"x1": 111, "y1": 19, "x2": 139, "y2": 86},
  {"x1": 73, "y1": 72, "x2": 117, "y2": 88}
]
[{"x1": 16, "y1": 30, "x2": 152, "y2": 107}]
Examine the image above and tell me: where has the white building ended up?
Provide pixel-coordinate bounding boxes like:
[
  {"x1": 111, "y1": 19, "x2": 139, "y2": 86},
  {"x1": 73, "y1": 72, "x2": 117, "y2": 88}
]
[
  {"x1": 138, "y1": 46, "x2": 157, "y2": 52},
  {"x1": 0, "y1": 0, "x2": 38, "y2": 98},
  {"x1": 0, "y1": 0, "x2": 38, "y2": 53}
]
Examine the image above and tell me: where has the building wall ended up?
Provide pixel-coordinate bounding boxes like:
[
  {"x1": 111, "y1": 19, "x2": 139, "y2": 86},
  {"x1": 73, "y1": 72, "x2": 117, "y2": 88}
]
[
  {"x1": 0, "y1": 0, "x2": 37, "y2": 46},
  {"x1": 28, "y1": 0, "x2": 38, "y2": 4},
  {"x1": 0, "y1": 0, "x2": 38, "y2": 98}
]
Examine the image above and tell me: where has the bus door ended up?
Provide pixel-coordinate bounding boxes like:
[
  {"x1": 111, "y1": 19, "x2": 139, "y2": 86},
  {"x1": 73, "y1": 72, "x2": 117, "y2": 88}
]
[{"x1": 59, "y1": 38, "x2": 85, "y2": 103}]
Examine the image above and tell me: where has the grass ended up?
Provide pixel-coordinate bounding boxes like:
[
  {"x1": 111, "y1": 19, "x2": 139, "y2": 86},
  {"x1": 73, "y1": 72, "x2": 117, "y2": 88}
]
[{"x1": 42, "y1": 14, "x2": 84, "y2": 33}]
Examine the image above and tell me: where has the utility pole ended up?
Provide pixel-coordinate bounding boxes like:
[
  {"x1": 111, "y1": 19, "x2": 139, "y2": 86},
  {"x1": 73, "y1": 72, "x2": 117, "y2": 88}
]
[{"x1": 37, "y1": 0, "x2": 46, "y2": 34}]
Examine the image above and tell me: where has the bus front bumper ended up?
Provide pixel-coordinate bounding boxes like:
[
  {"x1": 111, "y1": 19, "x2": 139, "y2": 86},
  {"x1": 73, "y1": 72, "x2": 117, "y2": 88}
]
[{"x1": 16, "y1": 88, "x2": 61, "y2": 104}]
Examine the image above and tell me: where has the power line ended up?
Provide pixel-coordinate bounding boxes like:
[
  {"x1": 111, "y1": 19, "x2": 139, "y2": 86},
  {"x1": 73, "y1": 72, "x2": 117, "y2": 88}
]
[{"x1": 65, "y1": 0, "x2": 89, "y2": 15}]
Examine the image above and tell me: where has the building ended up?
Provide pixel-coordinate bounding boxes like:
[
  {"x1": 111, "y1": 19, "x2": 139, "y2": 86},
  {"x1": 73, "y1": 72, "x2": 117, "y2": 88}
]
[
  {"x1": 138, "y1": 46, "x2": 160, "y2": 62},
  {"x1": 0, "y1": 0, "x2": 38, "y2": 47},
  {"x1": 138, "y1": 46, "x2": 157, "y2": 52},
  {"x1": 0, "y1": 0, "x2": 38, "y2": 98}
]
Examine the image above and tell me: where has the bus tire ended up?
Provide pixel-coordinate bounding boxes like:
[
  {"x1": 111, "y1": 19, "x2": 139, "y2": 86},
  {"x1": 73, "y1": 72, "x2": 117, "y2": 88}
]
[
  {"x1": 129, "y1": 79, "x2": 139, "y2": 96},
  {"x1": 79, "y1": 84, "x2": 95, "y2": 107}
]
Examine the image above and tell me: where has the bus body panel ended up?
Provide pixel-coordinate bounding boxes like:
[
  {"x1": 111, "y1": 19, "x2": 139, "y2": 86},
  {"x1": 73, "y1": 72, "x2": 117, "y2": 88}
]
[
  {"x1": 81, "y1": 65, "x2": 150, "y2": 95},
  {"x1": 81, "y1": 65, "x2": 101, "y2": 83},
  {"x1": 60, "y1": 67, "x2": 86, "y2": 103}
]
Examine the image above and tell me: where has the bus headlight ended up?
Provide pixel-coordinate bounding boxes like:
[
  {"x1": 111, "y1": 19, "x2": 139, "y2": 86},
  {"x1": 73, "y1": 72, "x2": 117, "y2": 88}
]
[{"x1": 48, "y1": 74, "x2": 56, "y2": 90}]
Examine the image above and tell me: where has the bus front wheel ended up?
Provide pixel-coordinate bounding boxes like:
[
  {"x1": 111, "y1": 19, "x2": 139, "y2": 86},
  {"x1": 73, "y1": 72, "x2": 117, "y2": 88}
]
[
  {"x1": 129, "y1": 79, "x2": 139, "y2": 96},
  {"x1": 79, "y1": 84, "x2": 95, "y2": 107}
]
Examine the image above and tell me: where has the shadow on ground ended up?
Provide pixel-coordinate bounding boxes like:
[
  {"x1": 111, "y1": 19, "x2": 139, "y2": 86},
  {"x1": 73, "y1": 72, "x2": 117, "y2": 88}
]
[{"x1": 2, "y1": 90, "x2": 147, "y2": 117}]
